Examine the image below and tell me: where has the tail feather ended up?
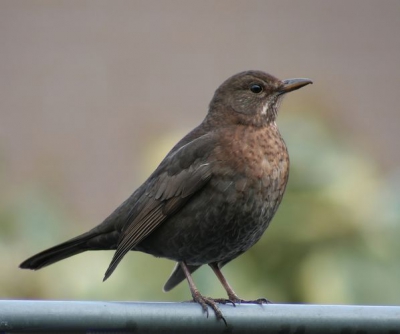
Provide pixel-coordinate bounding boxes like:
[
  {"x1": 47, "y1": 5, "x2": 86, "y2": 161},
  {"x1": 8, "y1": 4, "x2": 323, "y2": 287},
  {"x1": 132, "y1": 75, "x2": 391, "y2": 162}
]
[
  {"x1": 20, "y1": 232, "x2": 95, "y2": 270},
  {"x1": 163, "y1": 263, "x2": 201, "y2": 292}
]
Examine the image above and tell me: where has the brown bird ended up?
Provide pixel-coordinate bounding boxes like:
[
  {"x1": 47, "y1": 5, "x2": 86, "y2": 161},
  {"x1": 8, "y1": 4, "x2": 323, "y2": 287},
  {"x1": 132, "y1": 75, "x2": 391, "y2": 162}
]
[{"x1": 20, "y1": 70, "x2": 312, "y2": 323}]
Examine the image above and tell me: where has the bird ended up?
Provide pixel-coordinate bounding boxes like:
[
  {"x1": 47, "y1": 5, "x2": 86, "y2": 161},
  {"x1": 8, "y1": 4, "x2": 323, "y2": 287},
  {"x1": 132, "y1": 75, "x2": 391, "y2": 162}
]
[{"x1": 20, "y1": 70, "x2": 312, "y2": 324}]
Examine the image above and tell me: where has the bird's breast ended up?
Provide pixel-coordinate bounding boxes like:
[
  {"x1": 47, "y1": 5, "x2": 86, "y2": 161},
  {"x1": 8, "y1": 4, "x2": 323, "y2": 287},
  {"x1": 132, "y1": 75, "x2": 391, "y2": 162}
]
[{"x1": 212, "y1": 124, "x2": 289, "y2": 202}]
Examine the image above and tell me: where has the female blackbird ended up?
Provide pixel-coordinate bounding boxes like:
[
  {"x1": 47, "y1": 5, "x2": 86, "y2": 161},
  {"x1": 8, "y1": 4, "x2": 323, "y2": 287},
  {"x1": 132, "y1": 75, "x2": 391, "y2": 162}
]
[{"x1": 20, "y1": 71, "x2": 312, "y2": 323}]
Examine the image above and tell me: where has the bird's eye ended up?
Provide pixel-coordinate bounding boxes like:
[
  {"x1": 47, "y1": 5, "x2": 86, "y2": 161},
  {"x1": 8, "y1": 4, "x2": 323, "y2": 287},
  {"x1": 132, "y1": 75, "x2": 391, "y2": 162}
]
[{"x1": 250, "y1": 84, "x2": 263, "y2": 94}]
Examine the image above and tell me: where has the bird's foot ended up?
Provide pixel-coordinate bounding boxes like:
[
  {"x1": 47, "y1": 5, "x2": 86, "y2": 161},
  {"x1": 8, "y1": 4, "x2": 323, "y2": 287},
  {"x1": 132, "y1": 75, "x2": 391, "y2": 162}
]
[
  {"x1": 210, "y1": 296, "x2": 271, "y2": 307},
  {"x1": 231, "y1": 297, "x2": 272, "y2": 304},
  {"x1": 212, "y1": 298, "x2": 237, "y2": 306},
  {"x1": 189, "y1": 293, "x2": 227, "y2": 326},
  {"x1": 225, "y1": 292, "x2": 272, "y2": 305}
]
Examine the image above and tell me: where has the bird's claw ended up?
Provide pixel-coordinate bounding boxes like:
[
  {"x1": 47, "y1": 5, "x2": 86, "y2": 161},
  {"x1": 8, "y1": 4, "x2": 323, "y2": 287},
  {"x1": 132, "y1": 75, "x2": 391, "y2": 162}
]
[
  {"x1": 212, "y1": 298, "x2": 237, "y2": 307},
  {"x1": 255, "y1": 297, "x2": 271, "y2": 304},
  {"x1": 231, "y1": 297, "x2": 272, "y2": 304},
  {"x1": 190, "y1": 294, "x2": 227, "y2": 326}
]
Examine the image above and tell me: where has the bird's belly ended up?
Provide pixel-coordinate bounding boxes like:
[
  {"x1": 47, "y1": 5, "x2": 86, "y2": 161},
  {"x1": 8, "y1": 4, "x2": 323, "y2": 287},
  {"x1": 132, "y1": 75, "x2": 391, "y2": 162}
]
[{"x1": 137, "y1": 169, "x2": 286, "y2": 264}]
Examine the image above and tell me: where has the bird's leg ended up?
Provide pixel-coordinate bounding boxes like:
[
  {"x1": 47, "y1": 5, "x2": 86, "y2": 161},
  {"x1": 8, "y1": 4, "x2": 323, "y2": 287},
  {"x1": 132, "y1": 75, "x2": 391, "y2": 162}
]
[
  {"x1": 209, "y1": 262, "x2": 271, "y2": 304},
  {"x1": 180, "y1": 261, "x2": 227, "y2": 325},
  {"x1": 208, "y1": 262, "x2": 240, "y2": 305}
]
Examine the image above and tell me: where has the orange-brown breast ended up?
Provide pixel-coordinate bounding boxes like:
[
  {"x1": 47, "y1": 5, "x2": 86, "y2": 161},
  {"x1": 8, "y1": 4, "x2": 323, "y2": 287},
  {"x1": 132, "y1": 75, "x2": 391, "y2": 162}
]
[{"x1": 212, "y1": 123, "x2": 289, "y2": 205}]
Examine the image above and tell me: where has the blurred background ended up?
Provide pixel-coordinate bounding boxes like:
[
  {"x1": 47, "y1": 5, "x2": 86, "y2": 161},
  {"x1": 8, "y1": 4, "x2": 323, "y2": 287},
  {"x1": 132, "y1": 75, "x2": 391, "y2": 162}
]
[{"x1": 1, "y1": 1, "x2": 400, "y2": 305}]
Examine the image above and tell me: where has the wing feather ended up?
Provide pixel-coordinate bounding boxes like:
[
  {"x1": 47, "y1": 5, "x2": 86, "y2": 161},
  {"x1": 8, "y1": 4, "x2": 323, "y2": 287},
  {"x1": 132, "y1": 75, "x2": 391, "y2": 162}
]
[{"x1": 103, "y1": 133, "x2": 216, "y2": 280}]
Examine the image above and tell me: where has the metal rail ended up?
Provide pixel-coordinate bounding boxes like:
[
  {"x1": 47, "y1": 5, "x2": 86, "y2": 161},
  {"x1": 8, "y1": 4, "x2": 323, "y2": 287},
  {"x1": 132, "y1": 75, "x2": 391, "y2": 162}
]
[{"x1": 1, "y1": 300, "x2": 399, "y2": 333}]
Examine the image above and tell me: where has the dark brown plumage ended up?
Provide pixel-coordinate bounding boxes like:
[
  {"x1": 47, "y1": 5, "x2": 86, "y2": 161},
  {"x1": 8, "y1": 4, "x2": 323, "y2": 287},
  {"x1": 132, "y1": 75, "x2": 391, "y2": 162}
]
[{"x1": 20, "y1": 70, "x2": 312, "y2": 323}]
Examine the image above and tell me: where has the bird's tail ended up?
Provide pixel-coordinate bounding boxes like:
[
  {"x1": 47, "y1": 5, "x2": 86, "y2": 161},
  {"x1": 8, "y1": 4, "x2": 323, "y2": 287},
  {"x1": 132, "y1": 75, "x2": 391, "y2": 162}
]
[
  {"x1": 163, "y1": 263, "x2": 201, "y2": 292},
  {"x1": 19, "y1": 231, "x2": 96, "y2": 270}
]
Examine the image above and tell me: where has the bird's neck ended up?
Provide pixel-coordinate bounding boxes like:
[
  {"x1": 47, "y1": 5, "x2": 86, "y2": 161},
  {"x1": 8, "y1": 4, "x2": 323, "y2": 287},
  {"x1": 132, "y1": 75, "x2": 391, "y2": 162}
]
[{"x1": 205, "y1": 107, "x2": 276, "y2": 129}]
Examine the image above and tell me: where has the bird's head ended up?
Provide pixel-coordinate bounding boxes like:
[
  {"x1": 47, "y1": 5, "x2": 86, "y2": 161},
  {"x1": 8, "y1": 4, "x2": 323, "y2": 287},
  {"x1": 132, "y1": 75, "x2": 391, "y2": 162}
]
[{"x1": 208, "y1": 70, "x2": 312, "y2": 127}]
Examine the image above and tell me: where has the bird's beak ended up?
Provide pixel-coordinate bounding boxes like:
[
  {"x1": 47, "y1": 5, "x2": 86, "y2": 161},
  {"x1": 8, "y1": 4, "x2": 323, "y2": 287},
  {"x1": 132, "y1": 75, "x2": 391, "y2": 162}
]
[{"x1": 279, "y1": 78, "x2": 313, "y2": 95}]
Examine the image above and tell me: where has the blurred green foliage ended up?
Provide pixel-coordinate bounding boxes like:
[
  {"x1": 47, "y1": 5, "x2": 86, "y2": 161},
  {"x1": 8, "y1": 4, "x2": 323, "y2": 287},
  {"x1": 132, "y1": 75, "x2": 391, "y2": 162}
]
[{"x1": 1, "y1": 109, "x2": 399, "y2": 305}]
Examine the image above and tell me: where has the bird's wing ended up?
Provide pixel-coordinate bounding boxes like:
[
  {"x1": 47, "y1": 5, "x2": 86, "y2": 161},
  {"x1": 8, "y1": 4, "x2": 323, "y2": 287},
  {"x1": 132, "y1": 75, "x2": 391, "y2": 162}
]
[{"x1": 103, "y1": 133, "x2": 217, "y2": 280}]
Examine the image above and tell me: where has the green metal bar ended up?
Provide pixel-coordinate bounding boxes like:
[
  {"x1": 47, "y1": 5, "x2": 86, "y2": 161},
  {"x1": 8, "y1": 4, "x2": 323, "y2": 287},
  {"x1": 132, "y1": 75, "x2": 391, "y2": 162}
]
[{"x1": 0, "y1": 301, "x2": 399, "y2": 333}]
